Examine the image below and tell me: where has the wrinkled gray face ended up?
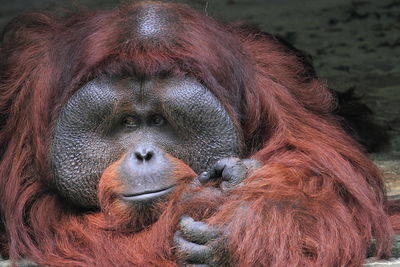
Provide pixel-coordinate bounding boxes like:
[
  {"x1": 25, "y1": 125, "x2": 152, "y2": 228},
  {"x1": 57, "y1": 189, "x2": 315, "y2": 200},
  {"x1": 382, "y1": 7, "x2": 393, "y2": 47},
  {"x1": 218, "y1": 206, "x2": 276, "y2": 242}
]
[{"x1": 51, "y1": 76, "x2": 241, "y2": 208}]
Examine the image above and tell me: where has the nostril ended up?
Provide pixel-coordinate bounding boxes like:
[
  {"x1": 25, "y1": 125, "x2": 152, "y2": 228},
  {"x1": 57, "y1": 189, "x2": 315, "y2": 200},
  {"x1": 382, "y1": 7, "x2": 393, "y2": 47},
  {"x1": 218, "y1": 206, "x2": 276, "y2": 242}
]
[
  {"x1": 144, "y1": 151, "x2": 153, "y2": 161},
  {"x1": 134, "y1": 150, "x2": 154, "y2": 162}
]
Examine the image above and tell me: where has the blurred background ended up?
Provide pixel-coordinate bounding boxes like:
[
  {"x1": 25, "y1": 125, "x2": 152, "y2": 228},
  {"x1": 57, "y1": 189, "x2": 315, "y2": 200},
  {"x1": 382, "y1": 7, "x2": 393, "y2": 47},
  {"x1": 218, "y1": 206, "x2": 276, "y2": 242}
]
[{"x1": 0, "y1": 0, "x2": 399, "y2": 196}]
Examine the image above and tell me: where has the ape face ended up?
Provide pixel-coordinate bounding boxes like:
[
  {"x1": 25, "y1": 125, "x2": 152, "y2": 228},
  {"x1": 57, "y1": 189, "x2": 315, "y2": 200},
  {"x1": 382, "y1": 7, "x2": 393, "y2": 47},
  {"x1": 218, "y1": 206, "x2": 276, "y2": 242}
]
[{"x1": 51, "y1": 76, "x2": 242, "y2": 208}]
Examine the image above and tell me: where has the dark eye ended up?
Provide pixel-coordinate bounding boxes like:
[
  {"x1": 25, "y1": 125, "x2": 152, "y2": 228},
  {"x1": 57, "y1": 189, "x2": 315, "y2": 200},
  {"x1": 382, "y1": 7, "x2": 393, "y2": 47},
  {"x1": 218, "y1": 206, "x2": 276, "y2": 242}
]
[
  {"x1": 152, "y1": 115, "x2": 165, "y2": 126},
  {"x1": 123, "y1": 116, "x2": 140, "y2": 128}
]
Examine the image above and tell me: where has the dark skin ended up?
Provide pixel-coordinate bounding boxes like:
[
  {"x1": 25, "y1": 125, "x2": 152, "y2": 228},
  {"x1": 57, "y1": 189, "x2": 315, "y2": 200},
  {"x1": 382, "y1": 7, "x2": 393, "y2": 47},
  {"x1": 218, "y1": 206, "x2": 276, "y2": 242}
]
[
  {"x1": 51, "y1": 76, "x2": 241, "y2": 206},
  {"x1": 51, "y1": 75, "x2": 260, "y2": 265}
]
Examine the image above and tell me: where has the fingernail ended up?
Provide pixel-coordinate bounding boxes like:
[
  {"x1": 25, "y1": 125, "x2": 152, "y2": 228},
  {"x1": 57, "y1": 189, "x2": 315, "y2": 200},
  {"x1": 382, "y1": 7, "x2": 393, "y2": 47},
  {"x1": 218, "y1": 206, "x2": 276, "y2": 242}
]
[{"x1": 198, "y1": 172, "x2": 209, "y2": 183}]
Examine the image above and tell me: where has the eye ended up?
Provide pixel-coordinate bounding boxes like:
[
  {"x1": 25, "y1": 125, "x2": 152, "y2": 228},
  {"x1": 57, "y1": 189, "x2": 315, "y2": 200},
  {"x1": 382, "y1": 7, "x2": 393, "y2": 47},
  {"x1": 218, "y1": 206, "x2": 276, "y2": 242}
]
[
  {"x1": 122, "y1": 116, "x2": 140, "y2": 128},
  {"x1": 152, "y1": 115, "x2": 165, "y2": 126}
]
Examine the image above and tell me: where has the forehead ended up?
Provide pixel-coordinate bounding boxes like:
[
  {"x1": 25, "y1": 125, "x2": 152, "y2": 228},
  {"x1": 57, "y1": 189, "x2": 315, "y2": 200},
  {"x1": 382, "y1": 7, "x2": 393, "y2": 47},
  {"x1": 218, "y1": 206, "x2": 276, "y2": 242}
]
[
  {"x1": 122, "y1": 2, "x2": 182, "y2": 43},
  {"x1": 84, "y1": 76, "x2": 208, "y2": 100},
  {"x1": 135, "y1": 5, "x2": 178, "y2": 39}
]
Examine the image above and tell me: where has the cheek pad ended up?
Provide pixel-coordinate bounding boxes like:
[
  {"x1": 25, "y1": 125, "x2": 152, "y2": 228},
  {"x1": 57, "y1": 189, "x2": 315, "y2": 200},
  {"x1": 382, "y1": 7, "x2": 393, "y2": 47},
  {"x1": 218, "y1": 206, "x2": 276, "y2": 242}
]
[
  {"x1": 159, "y1": 78, "x2": 241, "y2": 173},
  {"x1": 51, "y1": 79, "x2": 121, "y2": 208},
  {"x1": 50, "y1": 76, "x2": 242, "y2": 208}
]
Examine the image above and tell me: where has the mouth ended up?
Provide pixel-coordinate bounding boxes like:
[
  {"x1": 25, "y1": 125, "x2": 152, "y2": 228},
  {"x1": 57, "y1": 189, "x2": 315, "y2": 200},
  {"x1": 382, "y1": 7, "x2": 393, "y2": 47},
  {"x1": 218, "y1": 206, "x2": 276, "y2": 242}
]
[{"x1": 121, "y1": 185, "x2": 176, "y2": 203}]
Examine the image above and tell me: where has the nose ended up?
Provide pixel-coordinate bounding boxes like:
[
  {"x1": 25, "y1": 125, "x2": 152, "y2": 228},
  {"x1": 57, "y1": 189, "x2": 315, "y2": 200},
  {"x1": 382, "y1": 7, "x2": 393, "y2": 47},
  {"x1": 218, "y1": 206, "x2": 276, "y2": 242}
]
[
  {"x1": 135, "y1": 149, "x2": 153, "y2": 162},
  {"x1": 133, "y1": 146, "x2": 155, "y2": 162}
]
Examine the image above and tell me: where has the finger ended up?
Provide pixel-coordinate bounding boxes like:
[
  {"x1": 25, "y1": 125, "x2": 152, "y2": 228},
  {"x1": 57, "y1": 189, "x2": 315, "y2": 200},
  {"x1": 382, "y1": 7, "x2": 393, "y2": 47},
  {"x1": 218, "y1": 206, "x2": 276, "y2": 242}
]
[
  {"x1": 179, "y1": 216, "x2": 220, "y2": 244},
  {"x1": 201, "y1": 158, "x2": 237, "y2": 183},
  {"x1": 221, "y1": 158, "x2": 261, "y2": 185},
  {"x1": 174, "y1": 231, "x2": 213, "y2": 263},
  {"x1": 197, "y1": 160, "x2": 225, "y2": 184},
  {"x1": 220, "y1": 160, "x2": 247, "y2": 185},
  {"x1": 197, "y1": 171, "x2": 211, "y2": 184},
  {"x1": 198, "y1": 158, "x2": 258, "y2": 186},
  {"x1": 242, "y1": 159, "x2": 262, "y2": 173},
  {"x1": 207, "y1": 159, "x2": 228, "y2": 179}
]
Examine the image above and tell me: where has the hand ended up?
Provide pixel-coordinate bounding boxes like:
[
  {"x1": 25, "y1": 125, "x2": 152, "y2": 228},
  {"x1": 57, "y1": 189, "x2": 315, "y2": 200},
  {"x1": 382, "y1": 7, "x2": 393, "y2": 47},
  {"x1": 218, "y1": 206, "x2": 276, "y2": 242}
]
[
  {"x1": 174, "y1": 158, "x2": 261, "y2": 266},
  {"x1": 174, "y1": 216, "x2": 226, "y2": 267},
  {"x1": 198, "y1": 157, "x2": 261, "y2": 191}
]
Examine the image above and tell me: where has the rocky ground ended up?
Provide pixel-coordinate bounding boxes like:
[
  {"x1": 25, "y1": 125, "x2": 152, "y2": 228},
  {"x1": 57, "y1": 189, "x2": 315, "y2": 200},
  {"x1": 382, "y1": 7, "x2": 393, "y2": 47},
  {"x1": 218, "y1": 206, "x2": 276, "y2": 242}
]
[{"x1": 0, "y1": 0, "x2": 399, "y2": 265}]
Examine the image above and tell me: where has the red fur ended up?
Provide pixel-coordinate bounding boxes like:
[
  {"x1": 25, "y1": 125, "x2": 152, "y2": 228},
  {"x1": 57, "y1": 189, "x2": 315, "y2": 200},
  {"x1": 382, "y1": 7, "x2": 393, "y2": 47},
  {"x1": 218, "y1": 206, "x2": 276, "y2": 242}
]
[
  {"x1": 98, "y1": 153, "x2": 197, "y2": 232},
  {"x1": 0, "y1": 1, "x2": 398, "y2": 266}
]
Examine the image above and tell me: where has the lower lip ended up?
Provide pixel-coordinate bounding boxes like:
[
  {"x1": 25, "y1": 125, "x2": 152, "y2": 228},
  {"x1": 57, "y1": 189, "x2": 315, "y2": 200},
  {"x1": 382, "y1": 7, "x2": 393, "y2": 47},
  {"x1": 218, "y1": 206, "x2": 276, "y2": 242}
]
[{"x1": 121, "y1": 186, "x2": 176, "y2": 203}]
